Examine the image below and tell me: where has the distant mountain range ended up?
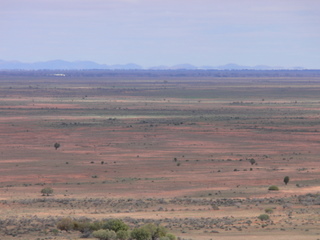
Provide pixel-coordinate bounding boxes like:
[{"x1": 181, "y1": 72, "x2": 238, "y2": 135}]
[{"x1": 0, "y1": 59, "x2": 304, "y2": 70}]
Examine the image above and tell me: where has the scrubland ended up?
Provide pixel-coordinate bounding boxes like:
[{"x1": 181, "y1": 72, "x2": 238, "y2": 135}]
[{"x1": 0, "y1": 70, "x2": 319, "y2": 239}]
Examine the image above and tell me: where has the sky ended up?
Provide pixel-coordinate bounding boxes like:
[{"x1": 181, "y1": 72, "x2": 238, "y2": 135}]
[{"x1": 1, "y1": 0, "x2": 320, "y2": 68}]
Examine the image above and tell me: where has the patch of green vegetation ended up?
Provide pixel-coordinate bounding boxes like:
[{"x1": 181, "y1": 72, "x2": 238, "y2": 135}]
[
  {"x1": 268, "y1": 185, "x2": 279, "y2": 191},
  {"x1": 258, "y1": 214, "x2": 270, "y2": 221}
]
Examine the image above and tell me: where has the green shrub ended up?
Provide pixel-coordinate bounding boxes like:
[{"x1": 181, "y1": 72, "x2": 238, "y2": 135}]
[
  {"x1": 141, "y1": 223, "x2": 167, "y2": 239},
  {"x1": 41, "y1": 187, "x2": 53, "y2": 196},
  {"x1": 268, "y1": 185, "x2": 279, "y2": 191},
  {"x1": 90, "y1": 221, "x2": 104, "y2": 231},
  {"x1": 166, "y1": 233, "x2": 177, "y2": 240},
  {"x1": 93, "y1": 229, "x2": 116, "y2": 240},
  {"x1": 102, "y1": 219, "x2": 129, "y2": 232},
  {"x1": 258, "y1": 214, "x2": 270, "y2": 221},
  {"x1": 284, "y1": 176, "x2": 290, "y2": 185},
  {"x1": 116, "y1": 230, "x2": 130, "y2": 240},
  {"x1": 131, "y1": 228, "x2": 151, "y2": 240},
  {"x1": 51, "y1": 229, "x2": 59, "y2": 236},
  {"x1": 57, "y1": 217, "x2": 74, "y2": 231},
  {"x1": 73, "y1": 220, "x2": 91, "y2": 233},
  {"x1": 265, "y1": 208, "x2": 274, "y2": 214},
  {"x1": 93, "y1": 229, "x2": 108, "y2": 240}
]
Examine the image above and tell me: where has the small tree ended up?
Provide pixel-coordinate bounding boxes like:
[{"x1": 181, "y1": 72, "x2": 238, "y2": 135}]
[
  {"x1": 284, "y1": 176, "x2": 290, "y2": 185},
  {"x1": 41, "y1": 187, "x2": 53, "y2": 196},
  {"x1": 249, "y1": 158, "x2": 256, "y2": 165},
  {"x1": 54, "y1": 142, "x2": 60, "y2": 150}
]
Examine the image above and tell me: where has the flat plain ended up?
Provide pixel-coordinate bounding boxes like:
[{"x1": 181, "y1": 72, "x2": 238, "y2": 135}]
[{"x1": 0, "y1": 70, "x2": 319, "y2": 239}]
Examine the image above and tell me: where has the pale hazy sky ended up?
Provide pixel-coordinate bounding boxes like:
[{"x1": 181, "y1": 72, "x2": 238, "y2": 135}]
[{"x1": 1, "y1": 0, "x2": 320, "y2": 68}]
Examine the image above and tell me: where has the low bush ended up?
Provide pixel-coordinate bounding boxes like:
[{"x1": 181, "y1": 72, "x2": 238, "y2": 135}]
[
  {"x1": 268, "y1": 185, "x2": 279, "y2": 191},
  {"x1": 265, "y1": 208, "x2": 274, "y2": 214},
  {"x1": 92, "y1": 229, "x2": 117, "y2": 240},
  {"x1": 258, "y1": 214, "x2": 270, "y2": 221},
  {"x1": 116, "y1": 230, "x2": 130, "y2": 240},
  {"x1": 57, "y1": 217, "x2": 74, "y2": 231}
]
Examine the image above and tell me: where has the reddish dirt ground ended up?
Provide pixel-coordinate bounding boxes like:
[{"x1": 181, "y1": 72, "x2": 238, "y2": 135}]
[{"x1": 0, "y1": 75, "x2": 319, "y2": 239}]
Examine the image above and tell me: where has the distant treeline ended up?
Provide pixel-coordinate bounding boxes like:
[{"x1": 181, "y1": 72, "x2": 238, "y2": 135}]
[{"x1": 1, "y1": 69, "x2": 320, "y2": 78}]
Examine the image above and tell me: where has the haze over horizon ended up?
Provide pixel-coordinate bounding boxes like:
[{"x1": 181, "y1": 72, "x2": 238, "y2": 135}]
[{"x1": 1, "y1": 0, "x2": 320, "y2": 69}]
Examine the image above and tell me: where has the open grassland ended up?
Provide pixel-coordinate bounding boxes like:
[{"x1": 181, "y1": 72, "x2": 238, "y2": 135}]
[{"x1": 0, "y1": 71, "x2": 319, "y2": 239}]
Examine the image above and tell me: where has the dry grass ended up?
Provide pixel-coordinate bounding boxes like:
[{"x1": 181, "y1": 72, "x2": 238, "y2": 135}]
[{"x1": 0, "y1": 73, "x2": 319, "y2": 239}]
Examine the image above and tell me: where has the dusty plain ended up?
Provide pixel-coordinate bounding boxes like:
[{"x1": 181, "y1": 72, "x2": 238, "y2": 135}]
[{"x1": 0, "y1": 70, "x2": 319, "y2": 239}]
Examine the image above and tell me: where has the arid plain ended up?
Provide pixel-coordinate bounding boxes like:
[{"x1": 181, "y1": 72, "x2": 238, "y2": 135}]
[{"x1": 0, "y1": 71, "x2": 319, "y2": 239}]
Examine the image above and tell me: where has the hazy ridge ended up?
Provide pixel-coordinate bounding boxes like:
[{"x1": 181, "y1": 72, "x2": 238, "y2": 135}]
[{"x1": 0, "y1": 59, "x2": 305, "y2": 70}]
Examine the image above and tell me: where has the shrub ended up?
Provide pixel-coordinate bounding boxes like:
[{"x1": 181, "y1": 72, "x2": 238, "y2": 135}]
[
  {"x1": 131, "y1": 228, "x2": 151, "y2": 240},
  {"x1": 166, "y1": 233, "x2": 177, "y2": 240},
  {"x1": 41, "y1": 187, "x2": 53, "y2": 196},
  {"x1": 51, "y1": 229, "x2": 59, "y2": 236},
  {"x1": 116, "y1": 230, "x2": 130, "y2": 240},
  {"x1": 258, "y1": 214, "x2": 270, "y2": 221},
  {"x1": 268, "y1": 185, "x2": 279, "y2": 191},
  {"x1": 54, "y1": 142, "x2": 60, "y2": 150},
  {"x1": 93, "y1": 229, "x2": 108, "y2": 240},
  {"x1": 57, "y1": 217, "x2": 74, "y2": 231},
  {"x1": 93, "y1": 229, "x2": 116, "y2": 240},
  {"x1": 284, "y1": 176, "x2": 290, "y2": 185},
  {"x1": 249, "y1": 158, "x2": 256, "y2": 165},
  {"x1": 73, "y1": 220, "x2": 91, "y2": 233},
  {"x1": 102, "y1": 219, "x2": 129, "y2": 232},
  {"x1": 265, "y1": 208, "x2": 274, "y2": 214},
  {"x1": 90, "y1": 221, "x2": 104, "y2": 231}
]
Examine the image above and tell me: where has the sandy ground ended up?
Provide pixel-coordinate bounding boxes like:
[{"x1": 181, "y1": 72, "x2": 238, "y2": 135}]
[{"x1": 0, "y1": 75, "x2": 319, "y2": 239}]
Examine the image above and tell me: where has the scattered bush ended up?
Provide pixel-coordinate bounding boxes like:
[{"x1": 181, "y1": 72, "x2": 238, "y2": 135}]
[
  {"x1": 55, "y1": 218, "x2": 174, "y2": 240},
  {"x1": 116, "y1": 230, "x2": 130, "y2": 240},
  {"x1": 93, "y1": 229, "x2": 106, "y2": 239},
  {"x1": 159, "y1": 237, "x2": 170, "y2": 240},
  {"x1": 41, "y1": 187, "x2": 53, "y2": 196},
  {"x1": 284, "y1": 176, "x2": 290, "y2": 185},
  {"x1": 103, "y1": 219, "x2": 129, "y2": 232},
  {"x1": 54, "y1": 142, "x2": 60, "y2": 150},
  {"x1": 165, "y1": 233, "x2": 177, "y2": 240},
  {"x1": 258, "y1": 214, "x2": 270, "y2": 221},
  {"x1": 73, "y1": 220, "x2": 91, "y2": 233},
  {"x1": 265, "y1": 208, "x2": 274, "y2": 214},
  {"x1": 90, "y1": 221, "x2": 104, "y2": 231},
  {"x1": 268, "y1": 185, "x2": 279, "y2": 191},
  {"x1": 57, "y1": 217, "x2": 74, "y2": 231},
  {"x1": 130, "y1": 228, "x2": 151, "y2": 240},
  {"x1": 249, "y1": 158, "x2": 256, "y2": 165}
]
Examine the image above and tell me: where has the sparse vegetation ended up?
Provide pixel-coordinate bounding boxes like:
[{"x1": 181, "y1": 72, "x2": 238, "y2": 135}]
[
  {"x1": 265, "y1": 208, "x2": 274, "y2": 214},
  {"x1": 41, "y1": 187, "x2": 53, "y2": 196},
  {"x1": 1, "y1": 71, "x2": 320, "y2": 239},
  {"x1": 249, "y1": 158, "x2": 256, "y2": 165},
  {"x1": 284, "y1": 176, "x2": 290, "y2": 185},
  {"x1": 268, "y1": 185, "x2": 279, "y2": 191},
  {"x1": 57, "y1": 217, "x2": 74, "y2": 231},
  {"x1": 258, "y1": 214, "x2": 270, "y2": 221},
  {"x1": 54, "y1": 142, "x2": 60, "y2": 150}
]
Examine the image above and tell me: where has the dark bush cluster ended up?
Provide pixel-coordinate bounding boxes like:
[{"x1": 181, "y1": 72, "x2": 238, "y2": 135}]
[{"x1": 56, "y1": 218, "x2": 176, "y2": 240}]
